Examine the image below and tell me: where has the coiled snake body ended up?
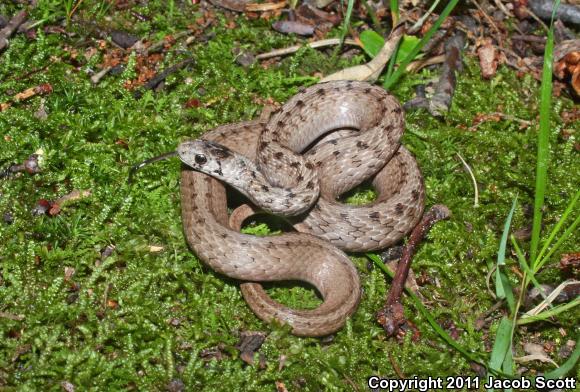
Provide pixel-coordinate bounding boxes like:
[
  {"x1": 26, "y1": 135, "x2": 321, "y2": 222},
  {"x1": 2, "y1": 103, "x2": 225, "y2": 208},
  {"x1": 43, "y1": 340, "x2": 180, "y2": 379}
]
[{"x1": 178, "y1": 81, "x2": 425, "y2": 336}]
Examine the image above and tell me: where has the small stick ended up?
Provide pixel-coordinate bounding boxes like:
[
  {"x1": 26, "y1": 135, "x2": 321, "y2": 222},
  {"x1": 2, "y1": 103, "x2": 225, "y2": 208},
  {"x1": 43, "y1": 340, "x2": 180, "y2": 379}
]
[
  {"x1": 0, "y1": 10, "x2": 28, "y2": 52},
  {"x1": 0, "y1": 311, "x2": 24, "y2": 321},
  {"x1": 90, "y1": 66, "x2": 112, "y2": 85},
  {"x1": 470, "y1": 0, "x2": 503, "y2": 46},
  {"x1": 133, "y1": 58, "x2": 194, "y2": 99},
  {"x1": 408, "y1": 0, "x2": 441, "y2": 34},
  {"x1": 0, "y1": 153, "x2": 41, "y2": 179},
  {"x1": 256, "y1": 38, "x2": 360, "y2": 60},
  {"x1": 144, "y1": 30, "x2": 191, "y2": 55},
  {"x1": 376, "y1": 204, "x2": 451, "y2": 337},
  {"x1": 456, "y1": 153, "x2": 479, "y2": 208},
  {"x1": 428, "y1": 31, "x2": 465, "y2": 116},
  {"x1": 0, "y1": 83, "x2": 53, "y2": 112}
]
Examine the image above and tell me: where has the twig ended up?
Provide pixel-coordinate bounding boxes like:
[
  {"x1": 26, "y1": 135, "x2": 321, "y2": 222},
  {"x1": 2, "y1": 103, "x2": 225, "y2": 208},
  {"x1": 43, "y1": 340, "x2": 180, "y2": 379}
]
[
  {"x1": 428, "y1": 31, "x2": 465, "y2": 116},
  {"x1": 246, "y1": 0, "x2": 287, "y2": 11},
  {"x1": 408, "y1": 0, "x2": 441, "y2": 34},
  {"x1": 144, "y1": 30, "x2": 191, "y2": 55},
  {"x1": 470, "y1": 0, "x2": 503, "y2": 47},
  {"x1": 0, "y1": 311, "x2": 25, "y2": 321},
  {"x1": 68, "y1": 0, "x2": 85, "y2": 21},
  {"x1": 133, "y1": 58, "x2": 195, "y2": 99},
  {"x1": 90, "y1": 66, "x2": 112, "y2": 84},
  {"x1": 376, "y1": 205, "x2": 452, "y2": 337},
  {"x1": 456, "y1": 153, "x2": 479, "y2": 208},
  {"x1": 493, "y1": 0, "x2": 513, "y2": 18},
  {"x1": 256, "y1": 38, "x2": 359, "y2": 60},
  {"x1": 405, "y1": 54, "x2": 445, "y2": 73},
  {"x1": 0, "y1": 10, "x2": 28, "y2": 52},
  {"x1": 0, "y1": 83, "x2": 53, "y2": 112},
  {"x1": 0, "y1": 153, "x2": 41, "y2": 179}
]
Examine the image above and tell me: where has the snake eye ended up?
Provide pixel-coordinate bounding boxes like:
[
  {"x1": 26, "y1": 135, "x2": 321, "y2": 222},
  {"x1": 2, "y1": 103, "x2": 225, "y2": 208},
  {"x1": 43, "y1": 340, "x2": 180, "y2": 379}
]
[{"x1": 194, "y1": 154, "x2": 207, "y2": 165}]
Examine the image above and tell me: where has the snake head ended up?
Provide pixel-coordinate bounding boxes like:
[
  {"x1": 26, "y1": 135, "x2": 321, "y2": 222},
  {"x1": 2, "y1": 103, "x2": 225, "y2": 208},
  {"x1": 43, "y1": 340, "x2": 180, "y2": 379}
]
[{"x1": 177, "y1": 140, "x2": 236, "y2": 178}]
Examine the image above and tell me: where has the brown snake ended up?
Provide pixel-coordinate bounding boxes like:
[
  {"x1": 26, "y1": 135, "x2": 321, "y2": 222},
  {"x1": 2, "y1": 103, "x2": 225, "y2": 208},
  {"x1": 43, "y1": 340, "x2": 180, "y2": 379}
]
[{"x1": 178, "y1": 80, "x2": 425, "y2": 336}]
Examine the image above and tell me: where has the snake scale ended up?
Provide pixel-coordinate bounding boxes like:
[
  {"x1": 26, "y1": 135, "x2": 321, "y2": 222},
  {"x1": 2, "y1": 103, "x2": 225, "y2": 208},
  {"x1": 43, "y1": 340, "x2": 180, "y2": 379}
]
[{"x1": 178, "y1": 80, "x2": 425, "y2": 336}]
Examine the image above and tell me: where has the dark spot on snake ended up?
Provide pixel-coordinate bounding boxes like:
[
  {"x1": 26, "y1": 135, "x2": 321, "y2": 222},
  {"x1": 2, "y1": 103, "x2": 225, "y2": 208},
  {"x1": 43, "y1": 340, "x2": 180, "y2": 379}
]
[
  {"x1": 195, "y1": 218, "x2": 204, "y2": 224},
  {"x1": 392, "y1": 106, "x2": 402, "y2": 115},
  {"x1": 212, "y1": 146, "x2": 231, "y2": 159},
  {"x1": 213, "y1": 168, "x2": 223, "y2": 176},
  {"x1": 260, "y1": 141, "x2": 269, "y2": 149},
  {"x1": 221, "y1": 233, "x2": 228, "y2": 238},
  {"x1": 395, "y1": 203, "x2": 405, "y2": 215},
  {"x1": 287, "y1": 192, "x2": 296, "y2": 198},
  {"x1": 274, "y1": 152, "x2": 284, "y2": 159},
  {"x1": 412, "y1": 189, "x2": 420, "y2": 201},
  {"x1": 340, "y1": 213, "x2": 348, "y2": 219},
  {"x1": 262, "y1": 185, "x2": 269, "y2": 192},
  {"x1": 277, "y1": 120, "x2": 285, "y2": 127},
  {"x1": 333, "y1": 151, "x2": 340, "y2": 156},
  {"x1": 356, "y1": 141, "x2": 369, "y2": 149},
  {"x1": 251, "y1": 171, "x2": 257, "y2": 179},
  {"x1": 290, "y1": 161, "x2": 300, "y2": 168},
  {"x1": 369, "y1": 211, "x2": 380, "y2": 221},
  {"x1": 329, "y1": 139, "x2": 338, "y2": 145},
  {"x1": 297, "y1": 175, "x2": 304, "y2": 182},
  {"x1": 295, "y1": 99, "x2": 304, "y2": 107},
  {"x1": 305, "y1": 162, "x2": 314, "y2": 170},
  {"x1": 364, "y1": 88, "x2": 372, "y2": 94},
  {"x1": 306, "y1": 181, "x2": 315, "y2": 189},
  {"x1": 316, "y1": 88, "x2": 326, "y2": 96}
]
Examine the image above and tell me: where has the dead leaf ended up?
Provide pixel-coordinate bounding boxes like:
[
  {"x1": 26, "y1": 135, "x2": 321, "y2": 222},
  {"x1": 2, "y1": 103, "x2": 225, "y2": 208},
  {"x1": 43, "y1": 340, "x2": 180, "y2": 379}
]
[
  {"x1": 477, "y1": 38, "x2": 498, "y2": 79},
  {"x1": 320, "y1": 24, "x2": 404, "y2": 83}
]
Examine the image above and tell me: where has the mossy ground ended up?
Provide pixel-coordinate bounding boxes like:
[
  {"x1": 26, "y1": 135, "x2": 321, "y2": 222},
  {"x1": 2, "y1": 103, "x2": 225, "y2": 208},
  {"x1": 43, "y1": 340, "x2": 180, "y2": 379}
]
[{"x1": 0, "y1": 1, "x2": 578, "y2": 390}]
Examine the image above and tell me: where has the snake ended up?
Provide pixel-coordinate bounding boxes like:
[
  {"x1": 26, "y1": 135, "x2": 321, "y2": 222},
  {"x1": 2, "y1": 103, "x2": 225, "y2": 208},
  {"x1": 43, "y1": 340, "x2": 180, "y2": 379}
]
[{"x1": 178, "y1": 80, "x2": 425, "y2": 336}]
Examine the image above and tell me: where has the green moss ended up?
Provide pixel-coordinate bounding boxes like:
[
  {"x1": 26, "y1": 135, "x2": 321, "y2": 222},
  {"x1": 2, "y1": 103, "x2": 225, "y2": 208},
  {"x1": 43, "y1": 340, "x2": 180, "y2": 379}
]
[{"x1": 0, "y1": 2, "x2": 578, "y2": 390}]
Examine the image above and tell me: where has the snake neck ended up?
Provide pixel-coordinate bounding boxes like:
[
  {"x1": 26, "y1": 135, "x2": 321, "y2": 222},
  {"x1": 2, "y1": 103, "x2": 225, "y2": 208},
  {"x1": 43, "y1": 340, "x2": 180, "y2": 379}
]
[{"x1": 178, "y1": 140, "x2": 320, "y2": 216}]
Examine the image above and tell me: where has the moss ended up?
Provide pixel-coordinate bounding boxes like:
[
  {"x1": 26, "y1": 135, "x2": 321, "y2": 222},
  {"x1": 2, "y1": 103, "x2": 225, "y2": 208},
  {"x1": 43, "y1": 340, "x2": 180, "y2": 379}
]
[{"x1": 0, "y1": 2, "x2": 578, "y2": 390}]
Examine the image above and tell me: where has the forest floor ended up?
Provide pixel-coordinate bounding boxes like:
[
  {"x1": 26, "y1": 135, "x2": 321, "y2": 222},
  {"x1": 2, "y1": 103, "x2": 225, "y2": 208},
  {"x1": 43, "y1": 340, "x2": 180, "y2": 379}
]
[{"x1": 0, "y1": 1, "x2": 578, "y2": 390}]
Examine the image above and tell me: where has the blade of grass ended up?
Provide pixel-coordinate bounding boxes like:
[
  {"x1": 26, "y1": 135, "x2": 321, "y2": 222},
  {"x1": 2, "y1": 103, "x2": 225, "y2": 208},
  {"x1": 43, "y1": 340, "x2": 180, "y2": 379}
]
[
  {"x1": 366, "y1": 253, "x2": 487, "y2": 367},
  {"x1": 386, "y1": 0, "x2": 400, "y2": 79},
  {"x1": 517, "y1": 297, "x2": 580, "y2": 325},
  {"x1": 529, "y1": 0, "x2": 560, "y2": 265},
  {"x1": 535, "y1": 188, "x2": 580, "y2": 268},
  {"x1": 488, "y1": 317, "x2": 513, "y2": 373},
  {"x1": 495, "y1": 197, "x2": 518, "y2": 313},
  {"x1": 383, "y1": 0, "x2": 459, "y2": 89},
  {"x1": 390, "y1": 0, "x2": 399, "y2": 25},
  {"x1": 510, "y1": 235, "x2": 544, "y2": 296},
  {"x1": 339, "y1": 0, "x2": 355, "y2": 46},
  {"x1": 536, "y1": 213, "x2": 580, "y2": 272}
]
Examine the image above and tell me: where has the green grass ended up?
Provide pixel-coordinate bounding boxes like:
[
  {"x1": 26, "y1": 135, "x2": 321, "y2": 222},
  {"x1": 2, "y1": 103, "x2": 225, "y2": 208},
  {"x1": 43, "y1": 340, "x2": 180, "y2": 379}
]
[
  {"x1": 488, "y1": 2, "x2": 579, "y2": 383},
  {"x1": 0, "y1": 1, "x2": 578, "y2": 390}
]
